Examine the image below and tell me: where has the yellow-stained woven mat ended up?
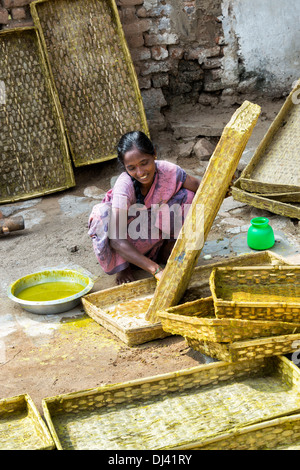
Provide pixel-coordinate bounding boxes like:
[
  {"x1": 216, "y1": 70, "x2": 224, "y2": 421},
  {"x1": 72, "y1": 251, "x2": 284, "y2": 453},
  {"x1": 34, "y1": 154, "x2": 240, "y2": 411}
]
[
  {"x1": 239, "y1": 79, "x2": 300, "y2": 194},
  {"x1": 210, "y1": 265, "x2": 300, "y2": 322},
  {"x1": 145, "y1": 101, "x2": 261, "y2": 322},
  {"x1": 42, "y1": 356, "x2": 300, "y2": 450},
  {"x1": 198, "y1": 412, "x2": 300, "y2": 450},
  {"x1": 82, "y1": 251, "x2": 287, "y2": 347},
  {"x1": 187, "y1": 333, "x2": 300, "y2": 363},
  {"x1": 194, "y1": 358, "x2": 300, "y2": 450},
  {"x1": 257, "y1": 191, "x2": 300, "y2": 203},
  {"x1": 158, "y1": 297, "x2": 300, "y2": 343},
  {"x1": 0, "y1": 28, "x2": 74, "y2": 204},
  {"x1": 232, "y1": 179, "x2": 300, "y2": 219},
  {"x1": 0, "y1": 394, "x2": 55, "y2": 450},
  {"x1": 31, "y1": 0, "x2": 149, "y2": 167},
  {"x1": 82, "y1": 279, "x2": 168, "y2": 347}
]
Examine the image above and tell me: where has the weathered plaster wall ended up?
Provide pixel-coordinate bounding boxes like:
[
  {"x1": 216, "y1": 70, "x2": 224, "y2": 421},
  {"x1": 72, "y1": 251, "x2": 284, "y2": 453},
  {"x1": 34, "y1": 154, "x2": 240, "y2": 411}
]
[{"x1": 221, "y1": 0, "x2": 300, "y2": 94}]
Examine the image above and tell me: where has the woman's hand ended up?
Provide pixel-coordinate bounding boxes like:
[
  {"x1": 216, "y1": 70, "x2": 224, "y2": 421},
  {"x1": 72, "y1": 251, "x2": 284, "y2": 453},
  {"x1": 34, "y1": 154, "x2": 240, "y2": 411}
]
[{"x1": 110, "y1": 208, "x2": 166, "y2": 280}]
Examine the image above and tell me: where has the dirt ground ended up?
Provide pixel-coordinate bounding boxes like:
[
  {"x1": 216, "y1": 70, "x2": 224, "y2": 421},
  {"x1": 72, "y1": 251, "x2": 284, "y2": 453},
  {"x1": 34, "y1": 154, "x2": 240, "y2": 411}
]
[{"x1": 1, "y1": 97, "x2": 299, "y2": 417}]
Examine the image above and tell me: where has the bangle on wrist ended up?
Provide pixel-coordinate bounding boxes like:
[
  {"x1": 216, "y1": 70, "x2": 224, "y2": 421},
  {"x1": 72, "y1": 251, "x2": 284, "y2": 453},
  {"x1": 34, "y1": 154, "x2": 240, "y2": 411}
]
[{"x1": 153, "y1": 266, "x2": 162, "y2": 276}]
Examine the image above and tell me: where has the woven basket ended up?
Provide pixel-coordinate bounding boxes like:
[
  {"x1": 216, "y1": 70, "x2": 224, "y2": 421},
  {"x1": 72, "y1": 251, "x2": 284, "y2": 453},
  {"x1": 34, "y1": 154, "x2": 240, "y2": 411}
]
[
  {"x1": 252, "y1": 191, "x2": 300, "y2": 203},
  {"x1": 31, "y1": 0, "x2": 149, "y2": 167},
  {"x1": 0, "y1": 27, "x2": 74, "y2": 204},
  {"x1": 187, "y1": 333, "x2": 300, "y2": 363},
  {"x1": 239, "y1": 78, "x2": 300, "y2": 194},
  {"x1": 0, "y1": 394, "x2": 55, "y2": 450},
  {"x1": 42, "y1": 355, "x2": 300, "y2": 450},
  {"x1": 82, "y1": 251, "x2": 287, "y2": 346},
  {"x1": 210, "y1": 265, "x2": 300, "y2": 322},
  {"x1": 82, "y1": 278, "x2": 168, "y2": 347},
  {"x1": 232, "y1": 179, "x2": 300, "y2": 219},
  {"x1": 192, "y1": 358, "x2": 300, "y2": 450},
  {"x1": 197, "y1": 413, "x2": 300, "y2": 450},
  {"x1": 145, "y1": 101, "x2": 261, "y2": 323},
  {"x1": 158, "y1": 297, "x2": 300, "y2": 343}
]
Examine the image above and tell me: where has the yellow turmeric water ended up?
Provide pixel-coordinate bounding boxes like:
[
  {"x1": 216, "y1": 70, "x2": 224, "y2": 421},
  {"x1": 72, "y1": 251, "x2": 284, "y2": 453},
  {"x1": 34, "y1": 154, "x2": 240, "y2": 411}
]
[{"x1": 17, "y1": 281, "x2": 84, "y2": 302}]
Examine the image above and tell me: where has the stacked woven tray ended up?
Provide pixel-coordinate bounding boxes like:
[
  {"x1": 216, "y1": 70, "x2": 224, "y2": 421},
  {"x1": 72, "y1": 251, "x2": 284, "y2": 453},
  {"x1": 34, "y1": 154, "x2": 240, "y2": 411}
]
[
  {"x1": 0, "y1": 27, "x2": 75, "y2": 204},
  {"x1": 0, "y1": 394, "x2": 55, "y2": 450},
  {"x1": 158, "y1": 265, "x2": 300, "y2": 362},
  {"x1": 41, "y1": 355, "x2": 300, "y2": 450},
  {"x1": 82, "y1": 251, "x2": 287, "y2": 347},
  {"x1": 232, "y1": 78, "x2": 300, "y2": 219},
  {"x1": 30, "y1": 0, "x2": 149, "y2": 167},
  {"x1": 0, "y1": 0, "x2": 149, "y2": 204}
]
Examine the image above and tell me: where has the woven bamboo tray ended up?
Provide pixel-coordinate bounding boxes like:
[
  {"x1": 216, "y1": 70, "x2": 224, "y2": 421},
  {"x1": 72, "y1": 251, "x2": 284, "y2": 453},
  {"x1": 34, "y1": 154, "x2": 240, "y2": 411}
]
[
  {"x1": 146, "y1": 101, "x2": 261, "y2": 322},
  {"x1": 239, "y1": 78, "x2": 300, "y2": 194},
  {"x1": 190, "y1": 357, "x2": 300, "y2": 449},
  {"x1": 0, "y1": 27, "x2": 74, "y2": 204},
  {"x1": 42, "y1": 355, "x2": 300, "y2": 450},
  {"x1": 210, "y1": 265, "x2": 300, "y2": 322},
  {"x1": 83, "y1": 278, "x2": 168, "y2": 347},
  {"x1": 158, "y1": 297, "x2": 300, "y2": 343},
  {"x1": 0, "y1": 394, "x2": 55, "y2": 450},
  {"x1": 258, "y1": 191, "x2": 300, "y2": 203},
  {"x1": 187, "y1": 333, "x2": 300, "y2": 363},
  {"x1": 232, "y1": 179, "x2": 300, "y2": 219},
  {"x1": 196, "y1": 412, "x2": 300, "y2": 450},
  {"x1": 31, "y1": 0, "x2": 149, "y2": 167},
  {"x1": 82, "y1": 251, "x2": 288, "y2": 346}
]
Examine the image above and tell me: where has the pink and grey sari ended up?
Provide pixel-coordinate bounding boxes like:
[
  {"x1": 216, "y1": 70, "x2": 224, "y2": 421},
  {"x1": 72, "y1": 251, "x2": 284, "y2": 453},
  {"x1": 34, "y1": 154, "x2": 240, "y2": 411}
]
[{"x1": 88, "y1": 160, "x2": 195, "y2": 275}]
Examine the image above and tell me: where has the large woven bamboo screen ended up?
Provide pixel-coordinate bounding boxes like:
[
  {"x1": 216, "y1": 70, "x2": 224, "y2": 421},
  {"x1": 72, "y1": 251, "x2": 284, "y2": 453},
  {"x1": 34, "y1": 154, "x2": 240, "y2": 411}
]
[
  {"x1": 0, "y1": 27, "x2": 75, "y2": 204},
  {"x1": 31, "y1": 0, "x2": 149, "y2": 167}
]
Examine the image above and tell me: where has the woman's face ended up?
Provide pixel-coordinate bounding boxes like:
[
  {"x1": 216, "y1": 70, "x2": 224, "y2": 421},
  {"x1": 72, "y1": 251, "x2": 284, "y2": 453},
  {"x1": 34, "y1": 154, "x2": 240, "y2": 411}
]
[{"x1": 123, "y1": 146, "x2": 156, "y2": 191}]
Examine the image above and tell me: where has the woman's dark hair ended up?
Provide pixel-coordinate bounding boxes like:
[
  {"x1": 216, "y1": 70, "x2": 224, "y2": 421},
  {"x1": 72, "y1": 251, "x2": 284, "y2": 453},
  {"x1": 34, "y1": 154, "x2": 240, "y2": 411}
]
[{"x1": 117, "y1": 131, "x2": 156, "y2": 204}]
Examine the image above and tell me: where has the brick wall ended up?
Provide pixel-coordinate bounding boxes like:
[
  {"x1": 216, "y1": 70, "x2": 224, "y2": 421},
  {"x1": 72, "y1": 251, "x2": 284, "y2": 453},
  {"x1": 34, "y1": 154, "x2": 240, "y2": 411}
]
[
  {"x1": 0, "y1": 0, "x2": 34, "y2": 28},
  {"x1": 117, "y1": 0, "x2": 224, "y2": 129},
  {"x1": 0, "y1": 0, "x2": 225, "y2": 130}
]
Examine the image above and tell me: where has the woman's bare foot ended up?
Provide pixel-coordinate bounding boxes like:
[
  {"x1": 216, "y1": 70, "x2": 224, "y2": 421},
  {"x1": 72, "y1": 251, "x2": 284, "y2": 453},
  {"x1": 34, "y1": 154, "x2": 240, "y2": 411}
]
[{"x1": 116, "y1": 266, "x2": 136, "y2": 285}]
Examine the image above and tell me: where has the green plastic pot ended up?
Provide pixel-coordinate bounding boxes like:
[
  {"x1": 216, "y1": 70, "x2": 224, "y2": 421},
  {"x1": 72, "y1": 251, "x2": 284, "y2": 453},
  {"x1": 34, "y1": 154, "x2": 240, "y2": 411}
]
[{"x1": 247, "y1": 217, "x2": 275, "y2": 250}]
